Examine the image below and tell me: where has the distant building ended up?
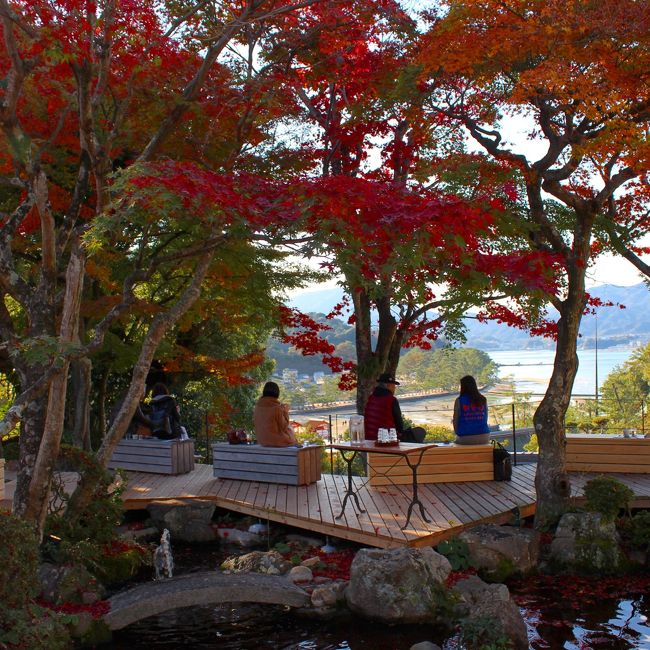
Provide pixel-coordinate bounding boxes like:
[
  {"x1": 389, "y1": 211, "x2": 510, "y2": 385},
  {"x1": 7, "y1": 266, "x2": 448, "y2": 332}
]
[
  {"x1": 282, "y1": 369, "x2": 298, "y2": 382},
  {"x1": 305, "y1": 419, "x2": 330, "y2": 438},
  {"x1": 313, "y1": 371, "x2": 325, "y2": 384}
]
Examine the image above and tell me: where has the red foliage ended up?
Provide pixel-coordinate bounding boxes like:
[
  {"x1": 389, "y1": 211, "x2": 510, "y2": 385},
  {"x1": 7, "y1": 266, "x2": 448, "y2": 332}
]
[{"x1": 36, "y1": 598, "x2": 111, "y2": 619}]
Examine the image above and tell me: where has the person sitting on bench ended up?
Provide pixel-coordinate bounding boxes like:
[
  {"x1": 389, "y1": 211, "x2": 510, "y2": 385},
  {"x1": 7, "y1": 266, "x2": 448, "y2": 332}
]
[
  {"x1": 363, "y1": 373, "x2": 426, "y2": 443},
  {"x1": 150, "y1": 382, "x2": 183, "y2": 440},
  {"x1": 253, "y1": 381, "x2": 300, "y2": 447},
  {"x1": 452, "y1": 375, "x2": 490, "y2": 445}
]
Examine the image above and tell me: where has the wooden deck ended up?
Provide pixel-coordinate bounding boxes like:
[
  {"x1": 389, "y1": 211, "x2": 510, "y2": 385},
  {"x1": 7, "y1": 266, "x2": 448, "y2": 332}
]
[{"x1": 4, "y1": 463, "x2": 650, "y2": 548}]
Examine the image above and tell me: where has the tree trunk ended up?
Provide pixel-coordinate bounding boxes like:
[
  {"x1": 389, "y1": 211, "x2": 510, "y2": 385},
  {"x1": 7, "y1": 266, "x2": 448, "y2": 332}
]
[
  {"x1": 351, "y1": 288, "x2": 376, "y2": 414},
  {"x1": 71, "y1": 358, "x2": 92, "y2": 451},
  {"x1": 12, "y1": 371, "x2": 48, "y2": 518},
  {"x1": 96, "y1": 366, "x2": 110, "y2": 441},
  {"x1": 22, "y1": 242, "x2": 85, "y2": 537},
  {"x1": 533, "y1": 269, "x2": 587, "y2": 529}
]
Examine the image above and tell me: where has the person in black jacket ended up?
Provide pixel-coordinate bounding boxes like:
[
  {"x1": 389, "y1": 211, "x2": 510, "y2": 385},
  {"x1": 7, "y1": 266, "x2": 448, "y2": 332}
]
[{"x1": 149, "y1": 382, "x2": 182, "y2": 440}]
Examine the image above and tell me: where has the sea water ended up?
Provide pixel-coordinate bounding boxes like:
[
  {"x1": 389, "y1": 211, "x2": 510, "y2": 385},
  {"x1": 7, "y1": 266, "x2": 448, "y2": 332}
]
[{"x1": 489, "y1": 348, "x2": 635, "y2": 396}]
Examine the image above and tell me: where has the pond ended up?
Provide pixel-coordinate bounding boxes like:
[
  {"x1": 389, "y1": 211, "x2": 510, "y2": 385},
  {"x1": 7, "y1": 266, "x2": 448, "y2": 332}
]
[{"x1": 101, "y1": 540, "x2": 650, "y2": 649}]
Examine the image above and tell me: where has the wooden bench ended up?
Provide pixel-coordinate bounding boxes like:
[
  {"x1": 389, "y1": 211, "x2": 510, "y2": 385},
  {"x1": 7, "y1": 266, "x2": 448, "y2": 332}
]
[
  {"x1": 368, "y1": 443, "x2": 494, "y2": 486},
  {"x1": 565, "y1": 434, "x2": 650, "y2": 473},
  {"x1": 212, "y1": 443, "x2": 322, "y2": 486},
  {"x1": 108, "y1": 438, "x2": 195, "y2": 475}
]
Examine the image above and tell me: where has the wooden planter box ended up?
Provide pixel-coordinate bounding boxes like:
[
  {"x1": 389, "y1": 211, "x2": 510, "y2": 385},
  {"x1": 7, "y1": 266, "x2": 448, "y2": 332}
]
[
  {"x1": 108, "y1": 438, "x2": 195, "y2": 475},
  {"x1": 566, "y1": 434, "x2": 650, "y2": 473},
  {"x1": 212, "y1": 443, "x2": 322, "y2": 486},
  {"x1": 368, "y1": 443, "x2": 494, "y2": 486}
]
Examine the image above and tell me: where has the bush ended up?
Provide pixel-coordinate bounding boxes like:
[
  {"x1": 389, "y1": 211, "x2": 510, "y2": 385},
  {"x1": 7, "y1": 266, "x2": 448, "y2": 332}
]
[
  {"x1": 0, "y1": 512, "x2": 72, "y2": 650},
  {"x1": 0, "y1": 602, "x2": 72, "y2": 650},
  {"x1": 583, "y1": 475, "x2": 633, "y2": 522},
  {"x1": 523, "y1": 433, "x2": 539, "y2": 452},
  {"x1": 435, "y1": 537, "x2": 475, "y2": 571},
  {"x1": 421, "y1": 424, "x2": 455, "y2": 442},
  {"x1": 0, "y1": 511, "x2": 40, "y2": 608},
  {"x1": 459, "y1": 614, "x2": 509, "y2": 650},
  {"x1": 629, "y1": 510, "x2": 650, "y2": 552}
]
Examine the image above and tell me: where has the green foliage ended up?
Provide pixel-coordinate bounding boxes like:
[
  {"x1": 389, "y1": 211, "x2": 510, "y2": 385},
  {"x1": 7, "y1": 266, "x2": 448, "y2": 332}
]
[
  {"x1": 93, "y1": 545, "x2": 150, "y2": 586},
  {"x1": 44, "y1": 446, "x2": 126, "y2": 570},
  {"x1": 421, "y1": 424, "x2": 455, "y2": 442},
  {"x1": 600, "y1": 343, "x2": 650, "y2": 430},
  {"x1": 0, "y1": 513, "x2": 72, "y2": 650},
  {"x1": 523, "y1": 433, "x2": 539, "y2": 452},
  {"x1": 628, "y1": 511, "x2": 650, "y2": 552},
  {"x1": 583, "y1": 476, "x2": 634, "y2": 522},
  {"x1": 459, "y1": 615, "x2": 510, "y2": 650},
  {"x1": 0, "y1": 512, "x2": 40, "y2": 608},
  {"x1": 435, "y1": 537, "x2": 475, "y2": 571},
  {"x1": 0, "y1": 602, "x2": 72, "y2": 650},
  {"x1": 401, "y1": 347, "x2": 498, "y2": 392},
  {"x1": 491, "y1": 387, "x2": 535, "y2": 429}
]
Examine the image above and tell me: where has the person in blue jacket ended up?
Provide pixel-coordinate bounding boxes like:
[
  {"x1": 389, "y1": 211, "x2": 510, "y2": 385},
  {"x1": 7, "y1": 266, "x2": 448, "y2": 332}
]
[{"x1": 452, "y1": 375, "x2": 490, "y2": 445}]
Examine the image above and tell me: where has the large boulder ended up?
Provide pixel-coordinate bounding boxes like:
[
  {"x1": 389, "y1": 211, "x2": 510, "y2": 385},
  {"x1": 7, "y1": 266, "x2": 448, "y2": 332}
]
[
  {"x1": 345, "y1": 547, "x2": 452, "y2": 624},
  {"x1": 38, "y1": 562, "x2": 105, "y2": 605},
  {"x1": 452, "y1": 575, "x2": 528, "y2": 650},
  {"x1": 458, "y1": 524, "x2": 541, "y2": 581},
  {"x1": 548, "y1": 512, "x2": 624, "y2": 574},
  {"x1": 146, "y1": 499, "x2": 216, "y2": 543}
]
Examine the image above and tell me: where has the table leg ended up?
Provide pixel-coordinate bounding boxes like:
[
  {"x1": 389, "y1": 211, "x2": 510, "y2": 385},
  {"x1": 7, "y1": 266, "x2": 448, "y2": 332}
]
[
  {"x1": 402, "y1": 448, "x2": 431, "y2": 529},
  {"x1": 336, "y1": 450, "x2": 366, "y2": 518}
]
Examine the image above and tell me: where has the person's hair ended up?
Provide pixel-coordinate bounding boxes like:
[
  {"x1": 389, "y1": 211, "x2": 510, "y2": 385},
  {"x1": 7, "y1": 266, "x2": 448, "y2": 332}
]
[
  {"x1": 459, "y1": 375, "x2": 486, "y2": 406},
  {"x1": 262, "y1": 381, "x2": 280, "y2": 398},
  {"x1": 151, "y1": 382, "x2": 170, "y2": 397}
]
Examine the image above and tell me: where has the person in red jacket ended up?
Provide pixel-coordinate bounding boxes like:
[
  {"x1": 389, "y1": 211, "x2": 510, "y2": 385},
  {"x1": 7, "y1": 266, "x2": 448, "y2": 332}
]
[
  {"x1": 363, "y1": 373, "x2": 426, "y2": 442},
  {"x1": 363, "y1": 373, "x2": 403, "y2": 441}
]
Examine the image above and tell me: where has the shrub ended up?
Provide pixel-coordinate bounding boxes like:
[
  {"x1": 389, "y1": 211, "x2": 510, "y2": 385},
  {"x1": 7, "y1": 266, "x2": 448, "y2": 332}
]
[
  {"x1": 0, "y1": 603, "x2": 72, "y2": 650},
  {"x1": 629, "y1": 510, "x2": 650, "y2": 552},
  {"x1": 0, "y1": 511, "x2": 40, "y2": 608},
  {"x1": 422, "y1": 424, "x2": 455, "y2": 442},
  {"x1": 523, "y1": 433, "x2": 539, "y2": 452},
  {"x1": 459, "y1": 614, "x2": 509, "y2": 650},
  {"x1": 583, "y1": 475, "x2": 633, "y2": 522},
  {"x1": 0, "y1": 512, "x2": 72, "y2": 649},
  {"x1": 435, "y1": 537, "x2": 475, "y2": 571}
]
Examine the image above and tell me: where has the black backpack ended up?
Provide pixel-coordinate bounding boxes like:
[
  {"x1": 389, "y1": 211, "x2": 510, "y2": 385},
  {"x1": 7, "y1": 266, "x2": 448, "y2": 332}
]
[
  {"x1": 492, "y1": 441, "x2": 512, "y2": 481},
  {"x1": 150, "y1": 397, "x2": 179, "y2": 437}
]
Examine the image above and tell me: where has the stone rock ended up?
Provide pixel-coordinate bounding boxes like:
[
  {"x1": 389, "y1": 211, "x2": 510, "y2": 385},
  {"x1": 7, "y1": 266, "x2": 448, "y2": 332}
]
[
  {"x1": 220, "y1": 550, "x2": 292, "y2": 576},
  {"x1": 549, "y1": 512, "x2": 624, "y2": 574},
  {"x1": 409, "y1": 643, "x2": 441, "y2": 650},
  {"x1": 146, "y1": 499, "x2": 216, "y2": 543},
  {"x1": 288, "y1": 565, "x2": 313, "y2": 583},
  {"x1": 345, "y1": 547, "x2": 452, "y2": 624},
  {"x1": 458, "y1": 524, "x2": 540, "y2": 580},
  {"x1": 285, "y1": 533, "x2": 323, "y2": 548},
  {"x1": 310, "y1": 581, "x2": 347, "y2": 608},
  {"x1": 38, "y1": 562, "x2": 105, "y2": 605},
  {"x1": 452, "y1": 575, "x2": 528, "y2": 650},
  {"x1": 216, "y1": 528, "x2": 263, "y2": 547},
  {"x1": 300, "y1": 556, "x2": 322, "y2": 568},
  {"x1": 117, "y1": 525, "x2": 160, "y2": 543}
]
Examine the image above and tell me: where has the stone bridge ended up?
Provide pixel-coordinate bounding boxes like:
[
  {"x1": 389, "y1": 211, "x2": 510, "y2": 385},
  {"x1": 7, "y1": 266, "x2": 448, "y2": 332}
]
[{"x1": 105, "y1": 571, "x2": 311, "y2": 630}]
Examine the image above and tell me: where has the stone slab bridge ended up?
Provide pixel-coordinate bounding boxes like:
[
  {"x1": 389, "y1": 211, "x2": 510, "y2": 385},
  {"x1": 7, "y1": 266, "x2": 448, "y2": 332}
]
[{"x1": 104, "y1": 572, "x2": 311, "y2": 630}]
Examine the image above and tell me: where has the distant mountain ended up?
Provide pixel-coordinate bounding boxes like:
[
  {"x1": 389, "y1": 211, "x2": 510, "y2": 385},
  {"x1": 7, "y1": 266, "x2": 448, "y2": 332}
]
[{"x1": 288, "y1": 282, "x2": 650, "y2": 352}]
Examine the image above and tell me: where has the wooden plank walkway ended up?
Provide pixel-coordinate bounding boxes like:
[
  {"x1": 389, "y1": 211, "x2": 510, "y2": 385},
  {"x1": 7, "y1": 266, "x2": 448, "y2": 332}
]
[{"x1": 4, "y1": 463, "x2": 650, "y2": 548}]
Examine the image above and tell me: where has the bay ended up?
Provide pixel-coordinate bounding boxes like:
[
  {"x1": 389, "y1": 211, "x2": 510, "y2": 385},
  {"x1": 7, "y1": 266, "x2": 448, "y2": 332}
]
[{"x1": 488, "y1": 347, "x2": 635, "y2": 396}]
